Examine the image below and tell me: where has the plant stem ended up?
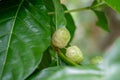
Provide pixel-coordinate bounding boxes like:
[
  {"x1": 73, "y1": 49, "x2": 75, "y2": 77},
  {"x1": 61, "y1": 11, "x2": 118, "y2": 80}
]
[
  {"x1": 64, "y1": 7, "x2": 90, "y2": 13},
  {"x1": 56, "y1": 48, "x2": 79, "y2": 66},
  {"x1": 57, "y1": 53, "x2": 60, "y2": 66},
  {"x1": 48, "y1": 7, "x2": 90, "y2": 15},
  {"x1": 91, "y1": 1, "x2": 105, "y2": 8},
  {"x1": 48, "y1": 1, "x2": 105, "y2": 15}
]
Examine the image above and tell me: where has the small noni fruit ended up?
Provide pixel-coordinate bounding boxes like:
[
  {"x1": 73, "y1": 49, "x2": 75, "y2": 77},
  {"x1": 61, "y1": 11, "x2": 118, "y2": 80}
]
[
  {"x1": 66, "y1": 46, "x2": 83, "y2": 64},
  {"x1": 52, "y1": 28, "x2": 70, "y2": 48}
]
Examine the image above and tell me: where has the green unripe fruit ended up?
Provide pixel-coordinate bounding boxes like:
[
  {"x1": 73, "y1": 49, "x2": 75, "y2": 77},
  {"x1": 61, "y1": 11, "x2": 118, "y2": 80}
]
[
  {"x1": 52, "y1": 28, "x2": 71, "y2": 48},
  {"x1": 91, "y1": 56, "x2": 103, "y2": 64},
  {"x1": 66, "y1": 46, "x2": 83, "y2": 64}
]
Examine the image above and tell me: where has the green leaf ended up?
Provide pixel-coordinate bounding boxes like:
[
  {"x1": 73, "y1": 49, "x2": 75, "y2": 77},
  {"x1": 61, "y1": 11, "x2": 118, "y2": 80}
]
[
  {"x1": 104, "y1": 38, "x2": 120, "y2": 80},
  {"x1": 52, "y1": 0, "x2": 67, "y2": 29},
  {"x1": 105, "y1": 0, "x2": 120, "y2": 13},
  {"x1": 26, "y1": 48, "x2": 52, "y2": 79},
  {"x1": 91, "y1": 0, "x2": 98, "y2": 6},
  {"x1": 0, "y1": 0, "x2": 51, "y2": 80},
  {"x1": 38, "y1": 48, "x2": 52, "y2": 70},
  {"x1": 94, "y1": 11, "x2": 109, "y2": 31},
  {"x1": 28, "y1": 65, "x2": 103, "y2": 80},
  {"x1": 43, "y1": 0, "x2": 54, "y2": 12},
  {"x1": 62, "y1": 5, "x2": 76, "y2": 42}
]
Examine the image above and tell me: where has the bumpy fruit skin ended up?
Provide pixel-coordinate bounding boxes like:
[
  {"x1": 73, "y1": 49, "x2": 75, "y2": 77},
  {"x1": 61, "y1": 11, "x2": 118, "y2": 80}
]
[
  {"x1": 66, "y1": 46, "x2": 83, "y2": 64},
  {"x1": 52, "y1": 28, "x2": 70, "y2": 48}
]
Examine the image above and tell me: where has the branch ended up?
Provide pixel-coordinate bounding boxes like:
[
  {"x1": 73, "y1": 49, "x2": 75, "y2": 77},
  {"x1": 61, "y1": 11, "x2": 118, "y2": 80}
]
[{"x1": 48, "y1": 7, "x2": 90, "y2": 15}]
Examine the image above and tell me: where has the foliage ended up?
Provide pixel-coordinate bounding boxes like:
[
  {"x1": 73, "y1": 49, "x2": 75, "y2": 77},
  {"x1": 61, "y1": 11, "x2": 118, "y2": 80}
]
[{"x1": 0, "y1": 0, "x2": 120, "y2": 80}]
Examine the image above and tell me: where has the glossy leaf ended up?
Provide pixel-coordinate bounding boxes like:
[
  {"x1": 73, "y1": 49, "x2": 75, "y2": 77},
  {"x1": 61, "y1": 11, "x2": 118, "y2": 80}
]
[
  {"x1": 28, "y1": 65, "x2": 103, "y2": 80},
  {"x1": 105, "y1": 0, "x2": 120, "y2": 13},
  {"x1": 26, "y1": 48, "x2": 52, "y2": 79},
  {"x1": 104, "y1": 38, "x2": 120, "y2": 80},
  {"x1": 94, "y1": 11, "x2": 109, "y2": 31},
  {"x1": 0, "y1": 0, "x2": 51, "y2": 80},
  {"x1": 52, "y1": 0, "x2": 67, "y2": 29}
]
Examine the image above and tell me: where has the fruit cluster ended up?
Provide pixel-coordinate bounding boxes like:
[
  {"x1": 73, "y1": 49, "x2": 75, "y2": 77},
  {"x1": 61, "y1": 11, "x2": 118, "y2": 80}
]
[{"x1": 52, "y1": 28, "x2": 83, "y2": 64}]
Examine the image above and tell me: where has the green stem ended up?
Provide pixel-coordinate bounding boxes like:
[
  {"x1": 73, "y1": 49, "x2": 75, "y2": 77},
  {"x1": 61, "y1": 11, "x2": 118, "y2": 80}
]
[
  {"x1": 48, "y1": 7, "x2": 90, "y2": 15},
  {"x1": 91, "y1": 1, "x2": 105, "y2": 9},
  {"x1": 64, "y1": 7, "x2": 90, "y2": 13},
  {"x1": 48, "y1": 1, "x2": 105, "y2": 15},
  {"x1": 56, "y1": 53, "x2": 60, "y2": 66},
  {"x1": 57, "y1": 49, "x2": 79, "y2": 66}
]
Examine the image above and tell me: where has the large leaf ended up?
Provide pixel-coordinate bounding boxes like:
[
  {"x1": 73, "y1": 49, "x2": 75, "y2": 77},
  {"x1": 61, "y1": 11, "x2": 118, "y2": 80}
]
[
  {"x1": 0, "y1": 0, "x2": 51, "y2": 80},
  {"x1": 104, "y1": 38, "x2": 120, "y2": 80},
  {"x1": 105, "y1": 0, "x2": 120, "y2": 13},
  {"x1": 43, "y1": 0, "x2": 56, "y2": 34},
  {"x1": 28, "y1": 65, "x2": 103, "y2": 80},
  {"x1": 94, "y1": 11, "x2": 109, "y2": 32},
  {"x1": 26, "y1": 48, "x2": 52, "y2": 79},
  {"x1": 52, "y1": 0, "x2": 67, "y2": 29}
]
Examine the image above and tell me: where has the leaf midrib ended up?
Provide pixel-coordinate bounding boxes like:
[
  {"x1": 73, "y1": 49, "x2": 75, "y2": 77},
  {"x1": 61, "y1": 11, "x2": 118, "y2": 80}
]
[{"x1": 0, "y1": 0, "x2": 24, "y2": 79}]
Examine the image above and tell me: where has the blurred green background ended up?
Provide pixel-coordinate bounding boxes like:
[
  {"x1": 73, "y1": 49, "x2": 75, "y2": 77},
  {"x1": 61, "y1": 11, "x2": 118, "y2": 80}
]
[{"x1": 61, "y1": 0, "x2": 120, "y2": 64}]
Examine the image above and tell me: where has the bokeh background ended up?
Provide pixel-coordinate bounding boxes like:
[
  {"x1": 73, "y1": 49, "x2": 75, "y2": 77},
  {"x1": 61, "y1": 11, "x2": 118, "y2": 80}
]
[{"x1": 61, "y1": 0, "x2": 120, "y2": 64}]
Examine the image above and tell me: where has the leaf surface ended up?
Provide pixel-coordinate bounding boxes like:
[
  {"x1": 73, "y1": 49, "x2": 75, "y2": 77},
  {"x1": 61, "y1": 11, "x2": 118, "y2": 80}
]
[
  {"x1": 0, "y1": 0, "x2": 51, "y2": 80},
  {"x1": 105, "y1": 0, "x2": 120, "y2": 13},
  {"x1": 94, "y1": 11, "x2": 109, "y2": 31},
  {"x1": 28, "y1": 66, "x2": 103, "y2": 80},
  {"x1": 104, "y1": 38, "x2": 120, "y2": 80},
  {"x1": 52, "y1": 0, "x2": 66, "y2": 29}
]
